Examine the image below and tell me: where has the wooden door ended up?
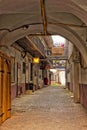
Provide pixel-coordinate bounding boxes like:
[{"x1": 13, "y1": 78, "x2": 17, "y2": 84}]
[
  {"x1": 0, "y1": 52, "x2": 11, "y2": 124},
  {"x1": 2, "y1": 59, "x2": 8, "y2": 122},
  {"x1": 0, "y1": 56, "x2": 3, "y2": 124},
  {"x1": 7, "y1": 60, "x2": 11, "y2": 119}
]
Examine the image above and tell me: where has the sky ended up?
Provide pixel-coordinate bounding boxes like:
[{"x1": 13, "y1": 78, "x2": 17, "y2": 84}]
[{"x1": 52, "y1": 35, "x2": 66, "y2": 47}]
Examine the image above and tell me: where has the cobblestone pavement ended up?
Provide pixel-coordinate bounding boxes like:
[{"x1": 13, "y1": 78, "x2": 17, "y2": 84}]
[{"x1": 1, "y1": 86, "x2": 87, "y2": 130}]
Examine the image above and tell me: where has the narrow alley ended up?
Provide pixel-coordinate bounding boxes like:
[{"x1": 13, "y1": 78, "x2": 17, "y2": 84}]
[{"x1": 0, "y1": 86, "x2": 87, "y2": 130}]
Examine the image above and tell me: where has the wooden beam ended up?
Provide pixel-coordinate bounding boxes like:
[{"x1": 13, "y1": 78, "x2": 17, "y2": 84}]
[
  {"x1": 26, "y1": 36, "x2": 45, "y2": 57},
  {"x1": 28, "y1": 33, "x2": 51, "y2": 36},
  {"x1": 40, "y1": 0, "x2": 47, "y2": 35}
]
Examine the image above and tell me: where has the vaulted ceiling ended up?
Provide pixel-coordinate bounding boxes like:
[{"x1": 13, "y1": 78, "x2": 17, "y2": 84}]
[{"x1": 0, "y1": 0, "x2": 86, "y2": 32}]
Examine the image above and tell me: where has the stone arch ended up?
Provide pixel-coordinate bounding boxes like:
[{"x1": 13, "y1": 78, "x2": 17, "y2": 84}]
[{"x1": 0, "y1": 24, "x2": 87, "y2": 64}]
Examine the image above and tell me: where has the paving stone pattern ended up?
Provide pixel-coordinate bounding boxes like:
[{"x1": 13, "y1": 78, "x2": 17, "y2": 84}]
[{"x1": 0, "y1": 86, "x2": 87, "y2": 130}]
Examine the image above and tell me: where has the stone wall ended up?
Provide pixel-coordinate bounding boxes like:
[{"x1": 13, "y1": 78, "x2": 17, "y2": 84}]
[
  {"x1": 66, "y1": 44, "x2": 87, "y2": 108},
  {"x1": 0, "y1": 46, "x2": 31, "y2": 99},
  {"x1": 79, "y1": 66, "x2": 87, "y2": 108},
  {"x1": 79, "y1": 84, "x2": 87, "y2": 108}
]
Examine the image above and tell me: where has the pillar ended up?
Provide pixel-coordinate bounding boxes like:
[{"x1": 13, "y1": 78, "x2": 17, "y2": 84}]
[{"x1": 73, "y1": 47, "x2": 80, "y2": 103}]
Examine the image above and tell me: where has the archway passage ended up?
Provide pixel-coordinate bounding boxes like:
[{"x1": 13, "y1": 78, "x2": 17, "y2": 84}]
[{"x1": 0, "y1": 0, "x2": 87, "y2": 125}]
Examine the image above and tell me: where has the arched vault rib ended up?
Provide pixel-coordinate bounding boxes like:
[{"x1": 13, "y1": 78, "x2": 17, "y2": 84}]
[{"x1": 0, "y1": 23, "x2": 87, "y2": 64}]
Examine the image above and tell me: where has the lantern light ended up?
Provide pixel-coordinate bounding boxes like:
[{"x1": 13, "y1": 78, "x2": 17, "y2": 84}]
[{"x1": 33, "y1": 57, "x2": 39, "y2": 63}]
